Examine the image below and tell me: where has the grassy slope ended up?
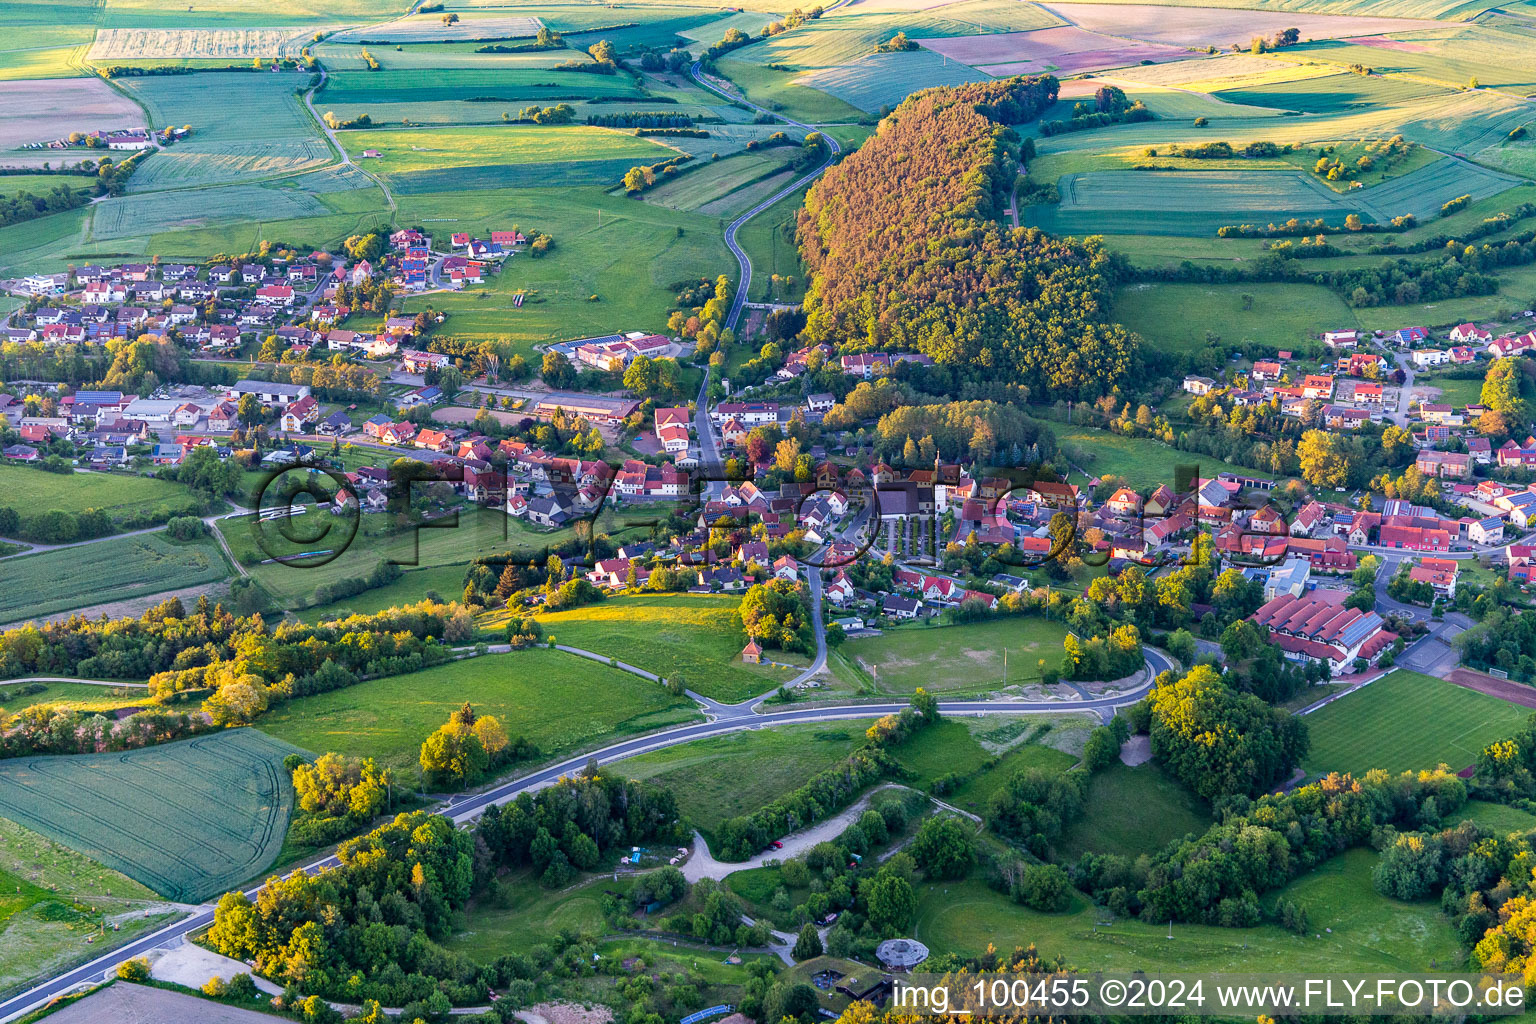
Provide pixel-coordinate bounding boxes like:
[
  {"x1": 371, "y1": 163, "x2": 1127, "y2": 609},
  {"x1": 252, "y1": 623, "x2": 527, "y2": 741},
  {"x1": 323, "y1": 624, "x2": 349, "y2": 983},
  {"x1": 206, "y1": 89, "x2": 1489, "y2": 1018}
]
[
  {"x1": 510, "y1": 593, "x2": 808, "y2": 703},
  {"x1": 1303, "y1": 670, "x2": 1531, "y2": 777},
  {"x1": 1055, "y1": 761, "x2": 1213, "y2": 861},
  {"x1": 258, "y1": 648, "x2": 701, "y2": 775}
]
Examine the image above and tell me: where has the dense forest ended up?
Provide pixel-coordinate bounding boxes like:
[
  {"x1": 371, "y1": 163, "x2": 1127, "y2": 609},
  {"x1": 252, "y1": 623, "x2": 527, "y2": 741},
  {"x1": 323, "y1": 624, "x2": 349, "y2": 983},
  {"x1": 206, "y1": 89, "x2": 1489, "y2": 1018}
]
[{"x1": 796, "y1": 76, "x2": 1141, "y2": 402}]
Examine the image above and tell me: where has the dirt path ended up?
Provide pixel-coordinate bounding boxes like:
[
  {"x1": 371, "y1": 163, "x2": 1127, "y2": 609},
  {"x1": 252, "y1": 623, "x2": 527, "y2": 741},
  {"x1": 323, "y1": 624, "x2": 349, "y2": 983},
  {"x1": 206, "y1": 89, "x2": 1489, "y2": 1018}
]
[{"x1": 1447, "y1": 667, "x2": 1536, "y2": 709}]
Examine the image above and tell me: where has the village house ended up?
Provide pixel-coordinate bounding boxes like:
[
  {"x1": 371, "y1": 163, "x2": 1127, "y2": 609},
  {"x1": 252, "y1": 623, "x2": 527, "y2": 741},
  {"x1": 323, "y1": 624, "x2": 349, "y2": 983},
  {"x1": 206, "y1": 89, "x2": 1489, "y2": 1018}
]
[{"x1": 1182, "y1": 375, "x2": 1216, "y2": 395}]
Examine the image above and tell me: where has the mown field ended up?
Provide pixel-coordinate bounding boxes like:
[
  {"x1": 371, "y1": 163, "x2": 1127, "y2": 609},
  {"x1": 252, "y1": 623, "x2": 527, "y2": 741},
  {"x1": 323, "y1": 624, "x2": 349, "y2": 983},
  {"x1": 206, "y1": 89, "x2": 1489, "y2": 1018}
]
[
  {"x1": 1302, "y1": 670, "x2": 1530, "y2": 777},
  {"x1": 0, "y1": 174, "x2": 95, "y2": 197},
  {"x1": 843, "y1": 617, "x2": 1071, "y2": 694},
  {"x1": 0, "y1": 729, "x2": 302, "y2": 903},
  {"x1": 0, "y1": 532, "x2": 230, "y2": 625},
  {"x1": 258, "y1": 648, "x2": 701, "y2": 775},
  {"x1": 620, "y1": 720, "x2": 872, "y2": 832},
  {"x1": 1115, "y1": 280, "x2": 1358, "y2": 354},
  {"x1": 0, "y1": 468, "x2": 192, "y2": 519},
  {"x1": 1055, "y1": 761, "x2": 1212, "y2": 861},
  {"x1": 0, "y1": 815, "x2": 170, "y2": 999},
  {"x1": 507, "y1": 593, "x2": 805, "y2": 703}
]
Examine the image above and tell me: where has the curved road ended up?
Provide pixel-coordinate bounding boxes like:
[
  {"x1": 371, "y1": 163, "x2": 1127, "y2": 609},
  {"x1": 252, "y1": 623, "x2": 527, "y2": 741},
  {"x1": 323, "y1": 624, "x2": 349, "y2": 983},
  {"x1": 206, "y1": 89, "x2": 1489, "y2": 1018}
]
[
  {"x1": 689, "y1": 60, "x2": 841, "y2": 330},
  {"x1": 0, "y1": 644, "x2": 1171, "y2": 1023}
]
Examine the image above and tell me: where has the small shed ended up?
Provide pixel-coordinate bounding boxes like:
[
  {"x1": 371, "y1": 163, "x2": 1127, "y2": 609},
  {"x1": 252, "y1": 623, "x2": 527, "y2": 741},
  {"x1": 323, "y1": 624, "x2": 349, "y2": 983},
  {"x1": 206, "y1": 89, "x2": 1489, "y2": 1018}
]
[{"x1": 740, "y1": 639, "x2": 762, "y2": 664}]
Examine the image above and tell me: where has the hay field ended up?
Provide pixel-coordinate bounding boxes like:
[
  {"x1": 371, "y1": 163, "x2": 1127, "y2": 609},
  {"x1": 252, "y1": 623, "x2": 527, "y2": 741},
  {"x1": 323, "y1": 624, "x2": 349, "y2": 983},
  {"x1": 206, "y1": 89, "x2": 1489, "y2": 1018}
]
[
  {"x1": 86, "y1": 27, "x2": 318, "y2": 60},
  {"x1": 331, "y1": 12, "x2": 542, "y2": 42},
  {"x1": 1038, "y1": 2, "x2": 1445, "y2": 46},
  {"x1": 0, "y1": 78, "x2": 141, "y2": 150}
]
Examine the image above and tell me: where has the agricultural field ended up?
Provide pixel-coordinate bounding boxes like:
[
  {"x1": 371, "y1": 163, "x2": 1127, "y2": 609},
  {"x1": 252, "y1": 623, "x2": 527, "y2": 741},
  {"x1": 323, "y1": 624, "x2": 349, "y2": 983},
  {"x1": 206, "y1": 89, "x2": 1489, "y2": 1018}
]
[
  {"x1": 0, "y1": 467, "x2": 195, "y2": 520},
  {"x1": 1302, "y1": 670, "x2": 1531, "y2": 777},
  {"x1": 86, "y1": 27, "x2": 318, "y2": 60},
  {"x1": 1036, "y1": 3, "x2": 1445, "y2": 45},
  {"x1": 339, "y1": 124, "x2": 670, "y2": 193},
  {"x1": 0, "y1": 682, "x2": 150, "y2": 717},
  {"x1": 842, "y1": 617, "x2": 1071, "y2": 695},
  {"x1": 1114, "y1": 281, "x2": 1358, "y2": 354},
  {"x1": 0, "y1": 816, "x2": 171, "y2": 999},
  {"x1": 0, "y1": 729, "x2": 303, "y2": 903},
  {"x1": 641, "y1": 148, "x2": 800, "y2": 214},
  {"x1": 619, "y1": 720, "x2": 873, "y2": 832},
  {"x1": 0, "y1": 173, "x2": 95, "y2": 196},
  {"x1": 117, "y1": 72, "x2": 334, "y2": 191},
  {"x1": 0, "y1": 532, "x2": 231, "y2": 626},
  {"x1": 90, "y1": 182, "x2": 330, "y2": 240},
  {"x1": 510, "y1": 593, "x2": 806, "y2": 703},
  {"x1": 0, "y1": 77, "x2": 142, "y2": 152},
  {"x1": 258, "y1": 648, "x2": 701, "y2": 775},
  {"x1": 331, "y1": 12, "x2": 542, "y2": 43}
]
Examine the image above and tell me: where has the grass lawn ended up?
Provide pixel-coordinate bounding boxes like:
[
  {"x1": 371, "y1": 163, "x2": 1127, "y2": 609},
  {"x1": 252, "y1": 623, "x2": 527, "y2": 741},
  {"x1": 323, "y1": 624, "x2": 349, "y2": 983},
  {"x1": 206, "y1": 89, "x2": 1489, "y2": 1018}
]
[
  {"x1": 1416, "y1": 373, "x2": 1484, "y2": 407},
  {"x1": 447, "y1": 868, "x2": 614, "y2": 957},
  {"x1": 619, "y1": 720, "x2": 872, "y2": 833},
  {"x1": 1054, "y1": 762, "x2": 1212, "y2": 862},
  {"x1": 0, "y1": 729, "x2": 302, "y2": 903},
  {"x1": 259, "y1": 648, "x2": 701, "y2": 777},
  {"x1": 912, "y1": 853, "x2": 1459, "y2": 974},
  {"x1": 842, "y1": 617, "x2": 1070, "y2": 695},
  {"x1": 0, "y1": 816, "x2": 171, "y2": 999},
  {"x1": 503, "y1": 593, "x2": 807, "y2": 703},
  {"x1": 1302, "y1": 670, "x2": 1531, "y2": 778},
  {"x1": 0, "y1": 532, "x2": 231, "y2": 625},
  {"x1": 1114, "y1": 281, "x2": 1356, "y2": 356}
]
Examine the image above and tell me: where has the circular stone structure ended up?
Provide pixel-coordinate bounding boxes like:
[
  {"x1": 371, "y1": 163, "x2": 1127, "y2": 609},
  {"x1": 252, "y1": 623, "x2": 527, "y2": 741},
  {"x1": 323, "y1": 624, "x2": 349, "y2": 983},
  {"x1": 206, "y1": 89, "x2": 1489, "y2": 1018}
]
[{"x1": 876, "y1": 937, "x2": 930, "y2": 970}]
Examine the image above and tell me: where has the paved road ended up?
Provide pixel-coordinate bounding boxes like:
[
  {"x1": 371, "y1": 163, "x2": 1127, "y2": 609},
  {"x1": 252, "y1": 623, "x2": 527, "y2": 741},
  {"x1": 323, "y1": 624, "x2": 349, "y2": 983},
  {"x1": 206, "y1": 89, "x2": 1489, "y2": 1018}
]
[
  {"x1": 0, "y1": 643, "x2": 1170, "y2": 1023},
  {"x1": 689, "y1": 60, "x2": 841, "y2": 330}
]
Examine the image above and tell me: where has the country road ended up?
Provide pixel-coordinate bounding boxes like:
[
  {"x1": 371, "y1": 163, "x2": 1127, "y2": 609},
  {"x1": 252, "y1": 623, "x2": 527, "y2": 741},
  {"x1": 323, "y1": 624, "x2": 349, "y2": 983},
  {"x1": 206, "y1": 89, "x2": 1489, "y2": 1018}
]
[
  {"x1": 0, "y1": 643, "x2": 1172, "y2": 1024},
  {"x1": 689, "y1": 60, "x2": 842, "y2": 330}
]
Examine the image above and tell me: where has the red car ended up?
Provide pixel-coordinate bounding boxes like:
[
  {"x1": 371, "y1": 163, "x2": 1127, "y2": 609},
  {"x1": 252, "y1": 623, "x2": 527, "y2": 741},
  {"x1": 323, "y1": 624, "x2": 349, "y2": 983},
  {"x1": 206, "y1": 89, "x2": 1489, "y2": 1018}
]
[{"x1": 770, "y1": 840, "x2": 784, "y2": 850}]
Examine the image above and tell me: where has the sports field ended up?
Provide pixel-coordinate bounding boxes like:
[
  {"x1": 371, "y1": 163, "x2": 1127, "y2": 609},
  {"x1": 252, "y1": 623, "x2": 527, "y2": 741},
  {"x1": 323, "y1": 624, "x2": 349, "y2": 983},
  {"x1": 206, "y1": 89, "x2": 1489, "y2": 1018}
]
[
  {"x1": 0, "y1": 729, "x2": 303, "y2": 903},
  {"x1": 842, "y1": 617, "x2": 1071, "y2": 694},
  {"x1": 258, "y1": 648, "x2": 701, "y2": 774},
  {"x1": 516, "y1": 593, "x2": 806, "y2": 703},
  {"x1": 1302, "y1": 670, "x2": 1531, "y2": 777},
  {"x1": 0, "y1": 532, "x2": 230, "y2": 625},
  {"x1": 619, "y1": 720, "x2": 872, "y2": 832}
]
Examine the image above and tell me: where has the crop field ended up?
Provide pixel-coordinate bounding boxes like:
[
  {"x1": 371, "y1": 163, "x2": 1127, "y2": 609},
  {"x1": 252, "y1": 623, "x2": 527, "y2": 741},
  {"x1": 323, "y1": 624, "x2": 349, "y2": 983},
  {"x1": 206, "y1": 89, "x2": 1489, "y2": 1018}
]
[
  {"x1": 514, "y1": 593, "x2": 806, "y2": 703},
  {"x1": 912, "y1": 859, "x2": 1460, "y2": 974},
  {"x1": 333, "y1": 12, "x2": 542, "y2": 42},
  {"x1": 119, "y1": 73, "x2": 332, "y2": 191},
  {"x1": 91, "y1": 182, "x2": 329, "y2": 240},
  {"x1": 258, "y1": 648, "x2": 701, "y2": 775},
  {"x1": 1018, "y1": 0, "x2": 1503, "y2": 18},
  {"x1": 0, "y1": 22, "x2": 94, "y2": 81},
  {"x1": 86, "y1": 27, "x2": 317, "y2": 59},
  {"x1": 842, "y1": 617, "x2": 1070, "y2": 695},
  {"x1": 1302, "y1": 670, "x2": 1530, "y2": 777},
  {"x1": 1350, "y1": 154, "x2": 1520, "y2": 220},
  {"x1": 317, "y1": 65, "x2": 641, "y2": 105},
  {"x1": 0, "y1": 729, "x2": 303, "y2": 903},
  {"x1": 0, "y1": 78, "x2": 142, "y2": 150},
  {"x1": 1056, "y1": 762, "x2": 1212, "y2": 860},
  {"x1": 641, "y1": 148, "x2": 798, "y2": 212},
  {"x1": 1038, "y1": 2, "x2": 1443, "y2": 46},
  {"x1": 1115, "y1": 281, "x2": 1358, "y2": 354},
  {"x1": 620, "y1": 720, "x2": 872, "y2": 832},
  {"x1": 0, "y1": 532, "x2": 230, "y2": 626},
  {"x1": 312, "y1": 41, "x2": 586, "y2": 70},
  {"x1": 339, "y1": 124, "x2": 670, "y2": 193},
  {"x1": 919, "y1": 26, "x2": 1194, "y2": 75},
  {"x1": 1283, "y1": 26, "x2": 1536, "y2": 90}
]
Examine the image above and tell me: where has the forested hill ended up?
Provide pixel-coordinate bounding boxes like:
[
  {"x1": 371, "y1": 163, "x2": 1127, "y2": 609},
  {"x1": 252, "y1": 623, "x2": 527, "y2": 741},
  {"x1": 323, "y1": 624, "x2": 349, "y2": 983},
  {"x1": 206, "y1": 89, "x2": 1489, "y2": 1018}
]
[{"x1": 796, "y1": 76, "x2": 1142, "y2": 402}]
